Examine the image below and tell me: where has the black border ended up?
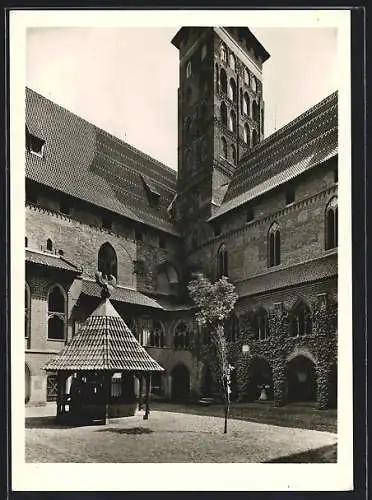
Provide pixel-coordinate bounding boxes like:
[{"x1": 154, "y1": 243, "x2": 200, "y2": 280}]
[{"x1": 2, "y1": 4, "x2": 367, "y2": 500}]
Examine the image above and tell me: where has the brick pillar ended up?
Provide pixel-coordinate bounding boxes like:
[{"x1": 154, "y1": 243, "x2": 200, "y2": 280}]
[
  {"x1": 314, "y1": 293, "x2": 331, "y2": 409},
  {"x1": 271, "y1": 302, "x2": 288, "y2": 407}
]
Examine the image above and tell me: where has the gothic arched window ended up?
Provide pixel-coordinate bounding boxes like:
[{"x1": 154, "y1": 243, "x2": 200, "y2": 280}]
[
  {"x1": 243, "y1": 93, "x2": 250, "y2": 115},
  {"x1": 229, "y1": 53, "x2": 236, "y2": 70},
  {"x1": 251, "y1": 75, "x2": 257, "y2": 92},
  {"x1": 252, "y1": 100, "x2": 259, "y2": 121},
  {"x1": 268, "y1": 222, "x2": 281, "y2": 267},
  {"x1": 289, "y1": 300, "x2": 312, "y2": 337},
  {"x1": 228, "y1": 78, "x2": 236, "y2": 101},
  {"x1": 47, "y1": 285, "x2": 66, "y2": 340},
  {"x1": 243, "y1": 123, "x2": 249, "y2": 144},
  {"x1": 221, "y1": 137, "x2": 227, "y2": 159},
  {"x1": 217, "y1": 243, "x2": 228, "y2": 278},
  {"x1": 252, "y1": 129, "x2": 259, "y2": 146},
  {"x1": 231, "y1": 144, "x2": 237, "y2": 164},
  {"x1": 244, "y1": 68, "x2": 249, "y2": 85},
  {"x1": 46, "y1": 239, "x2": 53, "y2": 251},
  {"x1": 220, "y1": 102, "x2": 227, "y2": 127},
  {"x1": 256, "y1": 308, "x2": 269, "y2": 340},
  {"x1": 98, "y1": 242, "x2": 118, "y2": 279},
  {"x1": 229, "y1": 110, "x2": 236, "y2": 133},
  {"x1": 220, "y1": 68, "x2": 227, "y2": 93},
  {"x1": 25, "y1": 283, "x2": 31, "y2": 339},
  {"x1": 325, "y1": 197, "x2": 338, "y2": 250},
  {"x1": 220, "y1": 44, "x2": 227, "y2": 63},
  {"x1": 149, "y1": 320, "x2": 165, "y2": 347},
  {"x1": 174, "y1": 321, "x2": 191, "y2": 350}
]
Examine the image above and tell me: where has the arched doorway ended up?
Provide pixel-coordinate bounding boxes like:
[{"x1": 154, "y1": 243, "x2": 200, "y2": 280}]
[
  {"x1": 25, "y1": 364, "x2": 31, "y2": 404},
  {"x1": 247, "y1": 358, "x2": 273, "y2": 401},
  {"x1": 328, "y1": 363, "x2": 337, "y2": 408},
  {"x1": 286, "y1": 355, "x2": 317, "y2": 403},
  {"x1": 171, "y1": 364, "x2": 190, "y2": 400}
]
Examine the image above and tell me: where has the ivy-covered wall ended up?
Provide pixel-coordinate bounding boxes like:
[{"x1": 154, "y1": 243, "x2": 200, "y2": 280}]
[{"x1": 195, "y1": 292, "x2": 337, "y2": 409}]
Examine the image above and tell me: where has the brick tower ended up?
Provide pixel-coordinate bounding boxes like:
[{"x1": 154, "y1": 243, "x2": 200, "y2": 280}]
[{"x1": 171, "y1": 27, "x2": 270, "y2": 253}]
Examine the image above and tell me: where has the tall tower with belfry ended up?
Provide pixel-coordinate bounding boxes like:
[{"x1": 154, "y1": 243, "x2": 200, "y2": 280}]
[{"x1": 171, "y1": 27, "x2": 270, "y2": 254}]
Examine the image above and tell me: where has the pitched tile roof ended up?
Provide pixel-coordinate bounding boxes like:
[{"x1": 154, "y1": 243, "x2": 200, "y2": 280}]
[
  {"x1": 235, "y1": 252, "x2": 337, "y2": 298},
  {"x1": 43, "y1": 298, "x2": 165, "y2": 372},
  {"x1": 81, "y1": 280, "x2": 163, "y2": 310},
  {"x1": 26, "y1": 248, "x2": 82, "y2": 274},
  {"x1": 211, "y1": 92, "x2": 338, "y2": 220},
  {"x1": 26, "y1": 88, "x2": 179, "y2": 236}
]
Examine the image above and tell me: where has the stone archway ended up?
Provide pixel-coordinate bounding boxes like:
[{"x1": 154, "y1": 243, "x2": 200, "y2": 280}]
[
  {"x1": 328, "y1": 363, "x2": 337, "y2": 408},
  {"x1": 25, "y1": 364, "x2": 31, "y2": 404},
  {"x1": 286, "y1": 355, "x2": 317, "y2": 403},
  {"x1": 171, "y1": 364, "x2": 190, "y2": 400},
  {"x1": 247, "y1": 357, "x2": 273, "y2": 401}
]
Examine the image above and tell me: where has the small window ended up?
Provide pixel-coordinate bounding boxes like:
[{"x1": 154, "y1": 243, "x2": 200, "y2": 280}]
[
  {"x1": 246, "y1": 205, "x2": 254, "y2": 223},
  {"x1": 217, "y1": 244, "x2": 228, "y2": 278},
  {"x1": 220, "y1": 69, "x2": 227, "y2": 93},
  {"x1": 252, "y1": 100, "x2": 259, "y2": 121},
  {"x1": 186, "y1": 61, "x2": 192, "y2": 79},
  {"x1": 25, "y1": 237, "x2": 28, "y2": 247},
  {"x1": 135, "y1": 229, "x2": 143, "y2": 241},
  {"x1": 58, "y1": 249, "x2": 64, "y2": 256},
  {"x1": 325, "y1": 197, "x2": 338, "y2": 250},
  {"x1": 243, "y1": 123, "x2": 249, "y2": 144},
  {"x1": 268, "y1": 222, "x2": 280, "y2": 267},
  {"x1": 220, "y1": 102, "x2": 227, "y2": 127},
  {"x1": 243, "y1": 93, "x2": 250, "y2": 115},
  {"x1": 46, "y1": 239, "x2": 53, "y2": 251},
  {"x1": 229, "y1": 53, "x2": 236, "y2": 71},
  {"x1": 229, "y1": 110, "x2": 236, "y2": 133},
  {"x1": 221, "y1": 137, "x2": 227, "y2": 159},
  {"x1": 201, "y1": 44, "x2": 207, "y2": 61},
  {"x1": 285, "y1": 187, "x2": 295, "y2": 205},
  {"x1": 47, "y1": 285, "x2": 66, "y2": 340},
  {"x1": 26, "y1": 128, "x2": 45, "y2": 157},
  {"x1": 251, "y1": 75, "x2": 257, "y2": 92},
  {"x1": 98, "y1": 242, "x2": 118, "y2": 279},
  {"x1": 220, "y1": 44, "x2": 227, "y2": 63},
  {"x1": 228, "y1": 78, "x2": 237, "y2": 102},
  {"x1": 289, "y1": 300, "x2": 312, "y2": 337},
  {"x1": 102, "y1": 216, "x2": 112, "y2": 230},
  {"x1": 244, "y1": 68, "x2": 249, "y2": 85}
]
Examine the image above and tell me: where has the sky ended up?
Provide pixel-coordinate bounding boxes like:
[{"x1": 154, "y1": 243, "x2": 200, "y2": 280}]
[{"x1": 26, "y1": 26, "x2": 338, "y2": 170}]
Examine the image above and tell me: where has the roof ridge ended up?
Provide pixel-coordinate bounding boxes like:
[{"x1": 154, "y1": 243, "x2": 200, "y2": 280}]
[
  {"x1": 26, "y1": 87, "x2": 176, "y2": 178},
  {"x1": 239, "y1": 91, "x2": 338, "y2": 162}
]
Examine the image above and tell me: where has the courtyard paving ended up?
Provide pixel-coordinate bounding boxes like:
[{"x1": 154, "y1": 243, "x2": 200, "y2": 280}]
[{"x1": 26, "y1": 405, "x2": 337, "y2": 463}]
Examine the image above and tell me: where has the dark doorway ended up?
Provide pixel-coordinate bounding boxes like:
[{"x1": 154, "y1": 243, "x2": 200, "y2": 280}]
[
  {"x1": 286, "y1": 355, "x2": 317, "y2": 403},
  {"x1": 328, "y1": 363, "x2": 337, "y2": 408},
  {"x1": 171, "y1": 364, "x2": 190, "y2": 400},
  {"x1": 201, "y1": 365, "x2": 214, "y2": 397},
  {"x1": 247, "y1": 358, "x2": 273, "y2": 401}
]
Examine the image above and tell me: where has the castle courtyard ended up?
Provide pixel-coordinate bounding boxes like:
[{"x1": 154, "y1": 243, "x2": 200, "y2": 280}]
[{"x1": 26, "y1": 403, "x2": 337, "y2": 463}]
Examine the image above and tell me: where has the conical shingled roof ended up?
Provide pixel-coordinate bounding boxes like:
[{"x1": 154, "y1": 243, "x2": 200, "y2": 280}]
[{"x1": 43, "y1": 298, "x2": 164, "y2": 372}]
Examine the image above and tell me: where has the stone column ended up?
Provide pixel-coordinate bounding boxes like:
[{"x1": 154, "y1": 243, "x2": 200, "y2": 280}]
[{"x1": 271, "y1": 303, "x2": 288, "y2": 407}]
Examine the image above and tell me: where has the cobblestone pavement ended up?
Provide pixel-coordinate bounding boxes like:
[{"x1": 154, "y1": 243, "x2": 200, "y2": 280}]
[{"x1": 25, "y1": 408, "x2": 337, "y2": 463}]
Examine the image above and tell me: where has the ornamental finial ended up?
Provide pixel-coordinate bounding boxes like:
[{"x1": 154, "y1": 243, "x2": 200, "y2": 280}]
[{"x1": 95, "y1": 271, "x2": 117, "y2": 299}]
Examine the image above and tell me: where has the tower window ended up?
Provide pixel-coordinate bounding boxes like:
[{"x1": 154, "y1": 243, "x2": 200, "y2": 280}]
[
  {"x1": 217, "y1": 244, "x2": 228, "y2": 278},
  {"x1": 229, "y1": 53, "x2": 236, "y2": 70},
  {"x1": 243, "y1": 93, "x2": 250, "y2": 115},
  {"x1": 220, "y1": 44, "x2": 227, "y2": 63},
  {"x1": 285, "y1": 186, "x2": 295, "y2": 205},
  {"x1": 325, "y1": 197, "x2": 338, "y2": 250},
  {"x1": 268, "y1": 222, "x2": 280, "y2": 267},
  {"x1": 231, "y1": 145, "x2": 237, "y2": 165},
  {"x1": 186, "y1": 61, "x2": 192, "y2": 79},
  {"x1": 229, "y1": 110, "x2": 236, "y2": 133},
  {"x1": 46, "y1": 239, "x2": 53, "y2": 251},
  {"x1": 201, "y1": 44, "x2": 207, "y2": 61},
  {"x1": 228, "y1": 78, "x2": 237, "y2": 102},
  {"x1": 243, "y1": 123, "x2": 249, "y2": 145},
  {"x1": 221, "y1": 137, "x2": 227, "y2": 159},
  {"x1": 220, "y1": 69, "x2": 227, "y2": 94},
  {"x1": 220, "y1": 102, "x2": 227, "y2": 127},
  {"x1": 251, "y1": 75, "x2": 257, "y2": 93}
]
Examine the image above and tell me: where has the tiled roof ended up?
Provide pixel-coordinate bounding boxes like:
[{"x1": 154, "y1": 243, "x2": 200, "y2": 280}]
[
  {"x1": 26, "y1": 88, "x2": 179, "y2": 236},
  {"x1": 236, "y1": 252, "x2": 337, "y2": 298},
  {"x1": 43, "y1": 298, "x2": 165, "y2": 372},
  {"x1": 211, "y1": 92, "x2": 338, "y2": 220},
  {"x1": 81, "y1": 280, "x2": 163, "y2": 310},
  {"x1": 26, "y1": 249, "x2": 82, "y2": 274}
]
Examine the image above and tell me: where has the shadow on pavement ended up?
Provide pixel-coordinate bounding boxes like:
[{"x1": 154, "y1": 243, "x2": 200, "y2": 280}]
[
  {"x1": 25, "y1": 416, "x2": 105, "y2": 429},
  {"x1": 265, "y1": 444, "x2": 337, "y2": 463}
]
